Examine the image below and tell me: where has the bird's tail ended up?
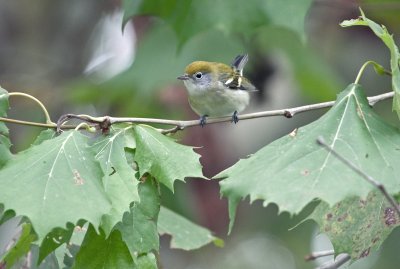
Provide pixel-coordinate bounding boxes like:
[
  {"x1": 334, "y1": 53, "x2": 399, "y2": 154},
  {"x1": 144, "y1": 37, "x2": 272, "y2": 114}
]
[{"x1": 231, "y1": 54, "x2": 249, "y2": 75}]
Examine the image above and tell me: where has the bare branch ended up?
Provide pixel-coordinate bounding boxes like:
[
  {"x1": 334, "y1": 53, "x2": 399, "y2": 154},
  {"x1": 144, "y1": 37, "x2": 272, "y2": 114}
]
[
  {"x1": 317, "y1": 136, "x2": 400, "y2": 218},
  {"x1": 316, "y1": 254, "x2": 351, "y2": 269},
  {"x1": 0, "y1": 91, "x2": 395, "y2": 133},
  {"x1": 305, "y1": 250, "x2": 335, "y2": 261}
]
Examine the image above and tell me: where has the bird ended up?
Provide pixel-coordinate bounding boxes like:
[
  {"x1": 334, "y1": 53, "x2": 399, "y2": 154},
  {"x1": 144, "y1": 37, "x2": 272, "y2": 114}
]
[{"x1": 177, "y1": 54, "x2": 256, "y2": 127}]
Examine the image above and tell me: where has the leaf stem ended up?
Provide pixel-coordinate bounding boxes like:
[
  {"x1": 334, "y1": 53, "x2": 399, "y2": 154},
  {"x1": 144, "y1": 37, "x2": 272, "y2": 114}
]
[
  {"x1": 354, "y1": 60, "x2": 391, "y2": 84},
  {"x1": 317, "y1": 136, "x2": 400, "y2": 218},
  {"x1": 8, "y1": 92, "x2": 53, "y2": 124}
]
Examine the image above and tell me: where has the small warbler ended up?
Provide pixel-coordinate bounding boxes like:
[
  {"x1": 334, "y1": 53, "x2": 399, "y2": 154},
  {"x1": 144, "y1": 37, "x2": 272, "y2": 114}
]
[{"x1": 177, "y1": 54, "x2": 256, "y2": 127}]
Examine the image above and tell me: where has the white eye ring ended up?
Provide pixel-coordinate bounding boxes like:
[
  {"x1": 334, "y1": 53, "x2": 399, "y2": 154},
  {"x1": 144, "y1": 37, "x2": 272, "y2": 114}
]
[{"x1": 195, "y1": 72, "x2": 203, "y2": 79}]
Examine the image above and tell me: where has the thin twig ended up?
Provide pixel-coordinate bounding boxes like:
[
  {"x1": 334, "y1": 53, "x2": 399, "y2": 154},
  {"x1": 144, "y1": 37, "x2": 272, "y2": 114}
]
[
  {"x1": 316, "y1": 136, "x2": 400, "y2": 218},
  {"x1": 0, "y1": 91, "x2": 394, "y2": 133},
  {"x1": 305, "y1": 250, "x2": 335, "y2": 261},
  {"x1": 0, "y1": 117, "x2": 92, "y2": 130},
  {"x1": 316, "y1": 254, "x2": 351, "y2": 269},
  {"x1": 8, "y1": 92, "x2": 53, "y2": 124}
]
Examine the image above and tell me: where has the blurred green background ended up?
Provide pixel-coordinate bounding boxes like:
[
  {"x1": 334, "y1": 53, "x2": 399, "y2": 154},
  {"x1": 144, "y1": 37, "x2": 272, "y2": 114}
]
[{"x1": 1, "y1": 0, "x2": 400, "y2": 268}]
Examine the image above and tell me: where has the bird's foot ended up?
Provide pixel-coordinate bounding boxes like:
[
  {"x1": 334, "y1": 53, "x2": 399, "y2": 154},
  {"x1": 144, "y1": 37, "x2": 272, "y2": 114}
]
[
  {"x1": 199, "y1": 115, "x2": 208, "y2": 127},
  {"x1": 231, "y1": 111, "x2": 239, "y2": 124}
]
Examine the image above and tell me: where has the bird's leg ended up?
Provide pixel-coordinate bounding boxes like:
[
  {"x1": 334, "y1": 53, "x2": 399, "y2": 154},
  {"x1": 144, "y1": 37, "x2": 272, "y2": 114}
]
[
  {"x1": 199, "y1": 115, "x2": 208, "y2": 127},
  {"x1": 231, "y1": 110, "x2": 239, "y2": 124}
]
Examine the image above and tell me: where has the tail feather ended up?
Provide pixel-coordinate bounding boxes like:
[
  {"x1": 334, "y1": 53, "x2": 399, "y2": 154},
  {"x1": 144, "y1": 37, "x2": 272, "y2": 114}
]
[{"x1": 231, "y1": 54, "x2": 249, "y2": 75}]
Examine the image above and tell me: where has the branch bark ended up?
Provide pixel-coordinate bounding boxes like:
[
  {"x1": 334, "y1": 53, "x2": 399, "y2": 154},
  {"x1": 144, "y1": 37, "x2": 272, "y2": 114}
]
[{"x1": 0, "y1": 91, "x2": 394, "y2": 134}]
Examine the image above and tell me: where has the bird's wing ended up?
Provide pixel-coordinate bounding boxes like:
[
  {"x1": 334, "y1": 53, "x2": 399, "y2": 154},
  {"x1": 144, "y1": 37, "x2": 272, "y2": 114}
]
[{"x1": 220, "y1": 73, "x2": 257, "y2": 92}]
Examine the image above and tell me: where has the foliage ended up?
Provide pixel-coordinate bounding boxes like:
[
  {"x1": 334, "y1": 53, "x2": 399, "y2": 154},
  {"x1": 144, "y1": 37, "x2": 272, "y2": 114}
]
[
  {"x1": 1, "y1": 3, "x2": 400, "y2": 269},
  {"x1": 309, "y1": 191, "x2": 400, "y2": 260}
]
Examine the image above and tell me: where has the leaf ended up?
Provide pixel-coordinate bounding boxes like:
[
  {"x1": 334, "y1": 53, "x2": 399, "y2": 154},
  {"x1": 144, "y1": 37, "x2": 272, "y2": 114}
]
[
  {"x1": 0, "y1": 131, "x2": 111, "y2": 241},
  {"x1": 308, "y1": 191, "x2": 400, "y2": 260},
  {"x1": 0, "y1": 223, "x2": 35, "y2": 268},
  {"x1": 134, "y1": 253, "x2": 157, "y2": 269},
  {"x1": 117, "y1": 179, "x2": 160, "y2": 254},
  {"x1": 158, "y1": 206, "x2": 223, "y2": 250},
  {"x1": 38, "y1": 223, "x2": 76, "y2": 264},
  {"x1": 32, "y1": 129, "x2": 57, "y2": 146},
  {"x1": 341, "y1": 9, "x2": 400, "y2": 118},
  {"x1": 133, "y1": 125, "x2": 204, "y2": 191},
  {"x1": 0, "y1": 86, "x2": 12, "y2": 168},
  {"x1": 72, "y1": 225, "x2": 134, "y2": 269},
  {"x1": 122, "y1": 0, "x2": 313, "y2": 46},
  {"x1": 91, "y1": 126, "x2": 139, "y2": 235},
  {"x1": 217, "y1": 84, "x2": 400, "y2": 229},
  {"x1": 55, "y1": 224, "x2": 87, "y2": 269}
]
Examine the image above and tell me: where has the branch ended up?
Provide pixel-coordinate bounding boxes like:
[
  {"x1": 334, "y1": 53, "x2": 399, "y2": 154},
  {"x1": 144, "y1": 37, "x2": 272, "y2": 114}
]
[
  {"x1": 317, "y1": 136, "x2": 400, "y2": 218},
  {"x1": 0, "y1": 91, "x2": 394, "y2": 133},
  {"x1": 305, "y1": 250, "x2": 334, "y2": 261},
  {"x1": 315, "y1": 254, "x2": 351, "y2": 269}
]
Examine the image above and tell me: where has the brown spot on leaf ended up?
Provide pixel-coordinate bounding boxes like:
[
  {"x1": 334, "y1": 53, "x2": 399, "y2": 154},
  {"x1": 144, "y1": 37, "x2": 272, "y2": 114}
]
[
  {"x1": 359, "y1": 247, "x2": 370, "y2": 258},
  {"x1": 384, "y1": 207, "x2": 397, "y2": 226},
  {"x1": 372, "y1": 237, "x2": 380, "y2": 244},
  {"x1": 300, "y1": 169, "x2": 310, "y2": 176},
  {"x1": 359, "y1": 199, "x2": 367, "y2": 207},
  {"x1": 73, "y1": 169, "x2": 84, "y2": 185},
  {"x1": 326, "y1": 213, "x2": 333, "y2": 221},
  {"x1": 324, "y1": 226, "x2": 331, "y2": 232},
  {"x1": 337, "y1": 212, "x2": 348, "y2": 222}
]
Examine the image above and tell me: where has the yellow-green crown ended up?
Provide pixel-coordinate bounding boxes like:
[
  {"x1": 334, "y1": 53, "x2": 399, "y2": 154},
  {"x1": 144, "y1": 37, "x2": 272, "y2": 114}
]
[{"x1": 185, "y1": 61, "x2": 233, "y2": 76}]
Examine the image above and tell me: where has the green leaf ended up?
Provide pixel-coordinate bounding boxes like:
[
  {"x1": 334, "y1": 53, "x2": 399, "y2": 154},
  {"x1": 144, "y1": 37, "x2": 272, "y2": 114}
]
[
  {"x1": 91, "y1": 126, "x2": 139, "y2": 235},
  {"x1": 55, "y1": 224, "x2": 87, "y2": 269},
  {"x1": 0, "y1": 131, "x2": 111, "y2": 241},
  {"x1": 117, "y1": 179, "x2": 160, "y2": 254},
  {"x1": 341, "y1": 9, "x2": 400, "y2": 118},
  {"x1": 38, "y1": 224, "x2": 75, "y2": 264},
  {"x1": 0, "y1": 86, "x2": 12, "y2": 168},
  {"x1": 123, "y1": 0, "x2": 313, "y2": 46},
  {"x1": 134, "y1": 253, "x2": 157, "y2": 269},
  {"x1": 158, "y1": 206, "x2": 223, "y2": 250},
  {"x1": 32, "y1": 129, "x2": 57, "y2": 146},
  {"x1": 133, "y1": 125, "x2": 204, "y2": 191},
  {"x1": 0, "y1": 223, "x2": 35, "y2": 268},
  {"x1": 309, "y1": 191, "x2": 399, "y2": 260},
  {"x1": 72, "y1": 225, "x2": 134, "y2": 269},
  {"x1": 217, "y1": 84, "x2": 400, "y2": 228}
]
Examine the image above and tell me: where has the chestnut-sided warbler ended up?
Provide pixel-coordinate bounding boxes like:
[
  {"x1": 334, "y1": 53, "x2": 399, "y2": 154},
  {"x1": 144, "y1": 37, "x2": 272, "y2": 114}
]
[{"x1": 177, "y1": 54, "x2": 256, "y2": 127}]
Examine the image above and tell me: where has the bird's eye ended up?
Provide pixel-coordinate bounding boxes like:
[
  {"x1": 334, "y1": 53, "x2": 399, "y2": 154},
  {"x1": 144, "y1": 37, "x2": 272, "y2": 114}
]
[{"x1": 195, "y1": 72, "x2": 203, "y2": 79}]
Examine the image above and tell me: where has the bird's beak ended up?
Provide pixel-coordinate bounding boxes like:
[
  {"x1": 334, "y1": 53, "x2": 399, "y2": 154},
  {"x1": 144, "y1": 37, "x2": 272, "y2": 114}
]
[{"x1": 177, "y1": 74, "x2": 190, "y2": 80}]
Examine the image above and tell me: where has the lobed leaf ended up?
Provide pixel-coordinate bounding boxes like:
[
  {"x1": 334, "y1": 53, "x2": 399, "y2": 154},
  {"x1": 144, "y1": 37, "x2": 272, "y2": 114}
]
[
  {"x1": 158, "y1": 206, "x2": 223, "y2": 250},
  {"x1": 117, "y1": 179, "x2": 160, "y2": 254},
  {"x1": 341, "y1": 9, "x2": 400, "y2": 118},
  {"x1": 0, "y1": 223, "x2": 35, "y2": 268},
  {"x1": 72, "y1": 225, "x2": 134, "y2": 269},
  {"x1": 91, "y1": 126, "x2": 139, "y2": 235},
  {"x1": 309, "y1": 191, "x2": 400, "y2": 260},
  {"x1": 217, "y1": 84, "x2": 400, "y2": 230},
  {"x1": 0, "y1": 131, "x2": 111, "y2": 241},
  {"x1": 133, "y1": 125, "x2": 204, "y2": 191},
  {"x1": 0, "y1": 86, "x2": 12, "y2": 168}
]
